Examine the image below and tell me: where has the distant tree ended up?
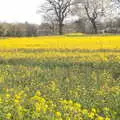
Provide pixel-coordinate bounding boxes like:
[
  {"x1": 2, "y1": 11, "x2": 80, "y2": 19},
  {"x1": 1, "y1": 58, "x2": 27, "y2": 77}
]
[
  {"x1": 84, "y1": 0, "x2": 99, "y2": 33},
  {"x1": 74, "y1": 18, "x2": 88, "y2": 33},
  {"x1": 43, "y1": 13, "x2": 57, "y2": 33},
  {"x1": 24, "y1": 22, "x2": 38, "y2": 36},
  {"x1": 39, "y1": 0, "x2": 74, "y2": 35},
  {"x1": 113, "y1": 0, "x2": 120, "y2": 2},
  {"x1": 0, "y1": 22, "x2": 39, "y2": 37},
  {"x1": 0, "y1": 25, "x2": 4, "y2": 36},
  {"x1": 74, "y1": 0, "x2": 110, "y2": 34}
]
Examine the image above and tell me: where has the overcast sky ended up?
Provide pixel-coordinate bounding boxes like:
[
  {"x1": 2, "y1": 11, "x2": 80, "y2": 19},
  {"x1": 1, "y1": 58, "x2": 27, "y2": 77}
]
[{"x1": 0, "y1": 0, "x2": 44, "y2": 24}]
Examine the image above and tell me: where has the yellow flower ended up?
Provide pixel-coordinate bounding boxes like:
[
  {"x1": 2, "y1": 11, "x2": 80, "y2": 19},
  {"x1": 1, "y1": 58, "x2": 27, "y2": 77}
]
[
  {"x1": 56, "y1": 112, "x2": 62, "y2": 117},
  {"x1": 66, "y1": 117, "x2": 71, "y2": 120},
  {"x1": 82, "y1": 109, "x2": 88, "y2": 115},
  {"x1": 89, "y1": 112, "x2": 95, "y2": 119},
  {"x1": 92, "y1": 108, "x2": 96, "y2": 113},
  {"x1": 68, "y1": 100, "x2": 73, "y2": 105},
  {"x1": 35, "y1": 91, "x2": 41, "y2": 96},
  {"x1": 15, "y1": 94, "x2": 21, "y2": 100},
  {"x1": 61, "y1": 100, "x2": 67, "y2": 104},
  {"x1": 74, "y1": 103, "x2": 81, "y2": 108},
  {"x1": 6, "y1": 113, "x2": 12, "y2": 119},
  {"x1": 104, "y1": 107, "x2": 110, "y2": 111},
  {"x1": 59, "y1": 119, "x2": 63, "y2": 120},
  {"x1": 0, "y1": 97, "x2": 2, "y2": 104},
  {"x1": 6, "y1": 94, "x2": 10, "y2": 98},
  {"x1": 105, "y1": 117, "x2": 110, "y2": 120},
  {"x1": 14, "y1": 99, "x2": 20, "y2": 103},
  {"x1": 35, "y1": 102, "x2": 41, "y2": 112},
  {"x1": 97, "y1": 116, "x2": 104, "y2": 120},
  {"x1": 19, "y1": 90, "x2": 24, "y2": 95}
]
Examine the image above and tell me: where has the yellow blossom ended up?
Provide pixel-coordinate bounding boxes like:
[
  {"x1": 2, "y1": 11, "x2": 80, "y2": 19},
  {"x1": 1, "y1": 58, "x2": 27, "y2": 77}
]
[
  {"x1": 6, "y1": 113, "x2": 12, "y2": 119},
  {"x1": 82, "y1": 109, "x2": 88, "y2": 115},
  {"x1": 97, "y1": 116, "x2": 104, "y2": 120},
  {"x1": 0, "y1": 97, "x2": 2, "y2": 104},
  {"x1": 92, "y1": 108, "x2": 97, "y2": 113},
  {"x1": 89, "y1": 112, "x2": 95, "y2": 119},
  {"x1": 35, "y1": 91, "x2": 41, "y2": 96},
  {"x1": 6, "y1": 94, "x2": 10, "y2": 98},
  {"x1": 56, "y1": 112, "x2": 62, "y2": 117},
  {"x1": 105, "y1": 117, "x2": 110, "y2": 120},
  {"x1": 14, "y1": 99, "x2": 20, "y2": 103}
]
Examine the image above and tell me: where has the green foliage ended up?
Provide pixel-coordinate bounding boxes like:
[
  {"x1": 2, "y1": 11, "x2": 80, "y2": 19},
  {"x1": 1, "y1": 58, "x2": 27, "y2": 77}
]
[{"x1": 0, "y1": 49, "x2": 120, "y2": 120}]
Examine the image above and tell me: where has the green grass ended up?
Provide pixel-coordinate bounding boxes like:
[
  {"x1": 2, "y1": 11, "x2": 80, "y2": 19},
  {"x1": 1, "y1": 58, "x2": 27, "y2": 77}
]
[{"x1": 0, "y1": 47, "x2": 120, "y2": 119}]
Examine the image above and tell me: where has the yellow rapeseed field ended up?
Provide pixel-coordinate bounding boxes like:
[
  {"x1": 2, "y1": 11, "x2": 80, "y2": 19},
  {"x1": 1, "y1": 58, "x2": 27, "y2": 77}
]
[
  {"x1": 0, "y1": 36, "x2": 120, "y2": 50},
  {"x1": 0, "y1": 35, "x2": 120, "y2": 120}
]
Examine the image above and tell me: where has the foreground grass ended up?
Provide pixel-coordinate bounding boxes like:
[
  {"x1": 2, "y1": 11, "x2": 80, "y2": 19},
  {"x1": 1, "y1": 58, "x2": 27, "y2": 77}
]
[{"x1": 0, "y1": 36, "x2": 120, "y2": 120}]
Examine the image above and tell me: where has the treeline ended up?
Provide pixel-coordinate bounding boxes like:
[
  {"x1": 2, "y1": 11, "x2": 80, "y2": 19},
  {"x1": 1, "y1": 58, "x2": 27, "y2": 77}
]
[
  {"x1": 66, "y1": 17, "x2": 120, "y2": 34},
  {"x1": 39, "y1": 0, "x2": 120, "y2": 35},
  {"x1": 0, "y1": 22, "x2": 40, "y2": 37},
  {"x1": 1, "y1": 0, "x2": 120, "y2": 37},
  {"x1": 0, "y1": 22, "x2": 60, "y2": 37},
  {"x1": 1, "y1": 17, "x2": 120, "y2": 37}
]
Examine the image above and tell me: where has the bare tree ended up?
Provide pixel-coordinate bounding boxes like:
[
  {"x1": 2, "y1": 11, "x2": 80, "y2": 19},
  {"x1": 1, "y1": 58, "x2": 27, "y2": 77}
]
[
  {"x1": 74, "y1": 0, "x2": 109, "y2": 34},
  {"x1": 113, "y1": 0, "x2": 120, "y2": 3},
  {"x1": 43, "y1": 13, "x2": 57, "y2": 33},
  {"x1": 84, "y1": 0, "x2": 99, "y2": 33},
  {"x1": 83, "y1": 0, "x2": 107, "y2": 34},
  {"x1": 39, "y1": 0, "x2": 74, "y2": 35},
  {"x1": 112, "y1": 0, "x2": 120, "y2": 7}
]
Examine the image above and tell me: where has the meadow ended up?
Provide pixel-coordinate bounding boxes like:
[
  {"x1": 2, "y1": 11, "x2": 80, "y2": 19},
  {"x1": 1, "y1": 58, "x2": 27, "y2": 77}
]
[{"x1": 0, "y1": 35, "x2": 120, "y2": 120}]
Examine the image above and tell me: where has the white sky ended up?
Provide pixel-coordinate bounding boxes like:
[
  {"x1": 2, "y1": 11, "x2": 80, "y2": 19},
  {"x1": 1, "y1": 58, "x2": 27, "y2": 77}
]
[
  {"x1": 0, "y1": 0, "x2": 119, "y2": 25},
  {"x1": 0, "y1": 0, "x2": 44, "y2": 24}
]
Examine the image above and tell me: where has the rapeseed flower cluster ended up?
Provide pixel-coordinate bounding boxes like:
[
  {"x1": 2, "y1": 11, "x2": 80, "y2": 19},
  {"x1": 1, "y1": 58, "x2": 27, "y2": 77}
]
[
  {"x1": 0, "y1": 90, "x2": 113, "y2": 120},
  {"x1": 0, "y1": 36, "x2": 119, "y2": 120}
]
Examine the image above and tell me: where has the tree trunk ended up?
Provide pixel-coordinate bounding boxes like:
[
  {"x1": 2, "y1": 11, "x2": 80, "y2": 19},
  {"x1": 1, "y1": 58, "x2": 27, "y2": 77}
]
[
  {"x1": 91, "y1": 20, "x2": 97, "y2": 34},
  {"x1": 59, "y1": 22, "x2": 63, "y2": 35}
]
